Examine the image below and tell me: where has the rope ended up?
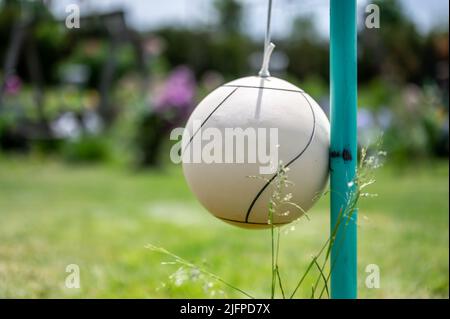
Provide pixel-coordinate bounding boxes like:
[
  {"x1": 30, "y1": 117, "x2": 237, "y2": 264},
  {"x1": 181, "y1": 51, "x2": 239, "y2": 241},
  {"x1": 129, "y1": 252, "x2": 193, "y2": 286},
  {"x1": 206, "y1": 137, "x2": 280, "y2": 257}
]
[{"x1": 258, "y1": 0, "x2": 275, "y2": 78}]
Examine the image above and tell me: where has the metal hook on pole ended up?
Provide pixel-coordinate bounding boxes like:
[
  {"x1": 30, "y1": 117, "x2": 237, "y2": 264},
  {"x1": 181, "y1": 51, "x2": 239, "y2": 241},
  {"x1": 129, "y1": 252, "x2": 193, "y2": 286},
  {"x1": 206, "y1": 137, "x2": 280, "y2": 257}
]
[{"x1": 258, "y1": 0, "x2": 275, "y2": 78}]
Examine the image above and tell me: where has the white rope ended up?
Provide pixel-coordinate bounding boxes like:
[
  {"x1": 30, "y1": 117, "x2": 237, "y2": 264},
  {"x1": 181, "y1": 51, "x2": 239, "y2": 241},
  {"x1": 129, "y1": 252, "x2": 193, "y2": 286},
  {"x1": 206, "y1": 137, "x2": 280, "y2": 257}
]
[{"x1": 258, "y1": 0, "x2": 275, "y2": 78}]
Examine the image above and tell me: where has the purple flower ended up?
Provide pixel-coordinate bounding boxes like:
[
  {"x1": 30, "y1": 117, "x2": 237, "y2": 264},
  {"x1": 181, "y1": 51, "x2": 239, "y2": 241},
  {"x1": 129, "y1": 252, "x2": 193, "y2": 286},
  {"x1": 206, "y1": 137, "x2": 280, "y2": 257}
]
[
  {"x1": 4, "y1": 75, "x2": 21, "y2": 95},
  {"x1": 377, "y1": 107, "x2": 393, "y2": 130},
  {"x1": 154, "y1": 66, "x2": 196, "y2": 113},
  {"x1": 358, "y1": 108, "x2": 375, "y2": 130}
]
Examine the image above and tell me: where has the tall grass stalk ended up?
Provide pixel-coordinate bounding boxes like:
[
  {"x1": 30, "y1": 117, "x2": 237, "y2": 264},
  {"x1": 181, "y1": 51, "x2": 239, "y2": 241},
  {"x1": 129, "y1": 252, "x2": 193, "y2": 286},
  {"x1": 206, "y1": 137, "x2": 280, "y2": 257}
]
[{"x1": 146, "y1": 244, "x2": 255, "y2": 298}]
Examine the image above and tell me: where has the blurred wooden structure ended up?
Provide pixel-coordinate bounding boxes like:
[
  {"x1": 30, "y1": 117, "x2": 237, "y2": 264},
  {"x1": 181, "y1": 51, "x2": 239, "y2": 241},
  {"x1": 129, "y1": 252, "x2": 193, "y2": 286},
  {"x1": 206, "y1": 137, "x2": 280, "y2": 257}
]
[{"x1": 0, "y1": 7, "x2": 148, "y2": 150}]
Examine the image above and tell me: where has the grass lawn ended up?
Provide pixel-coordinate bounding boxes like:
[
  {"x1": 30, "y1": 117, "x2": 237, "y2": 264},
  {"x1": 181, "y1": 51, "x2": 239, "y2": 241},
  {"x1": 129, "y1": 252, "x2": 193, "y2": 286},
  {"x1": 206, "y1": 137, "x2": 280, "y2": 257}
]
[{"x1": 0, "y1": 156, "x2": 448, "y2": 298}]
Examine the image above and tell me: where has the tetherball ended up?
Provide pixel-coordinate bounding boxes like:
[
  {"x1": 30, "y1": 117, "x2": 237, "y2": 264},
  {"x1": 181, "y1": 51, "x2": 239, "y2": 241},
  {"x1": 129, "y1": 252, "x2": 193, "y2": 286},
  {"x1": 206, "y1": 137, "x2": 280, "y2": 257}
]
[{"x1": 182, "y1": 76, "x2": 330, "y2": 229}]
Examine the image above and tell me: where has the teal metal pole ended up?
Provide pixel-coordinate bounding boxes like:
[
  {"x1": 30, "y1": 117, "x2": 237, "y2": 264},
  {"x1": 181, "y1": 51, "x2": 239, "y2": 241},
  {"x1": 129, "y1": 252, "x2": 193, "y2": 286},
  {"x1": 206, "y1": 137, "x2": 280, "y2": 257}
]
[{"x1": 330, "y1": 0, "x2": 358, "y2": 299}]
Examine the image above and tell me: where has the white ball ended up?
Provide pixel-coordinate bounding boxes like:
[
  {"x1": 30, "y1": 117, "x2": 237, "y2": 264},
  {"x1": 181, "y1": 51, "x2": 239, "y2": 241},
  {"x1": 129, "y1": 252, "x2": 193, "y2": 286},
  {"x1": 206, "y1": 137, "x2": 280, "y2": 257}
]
[{"x1": 182, "y1": 76, "x2": 330, "y2": 229}]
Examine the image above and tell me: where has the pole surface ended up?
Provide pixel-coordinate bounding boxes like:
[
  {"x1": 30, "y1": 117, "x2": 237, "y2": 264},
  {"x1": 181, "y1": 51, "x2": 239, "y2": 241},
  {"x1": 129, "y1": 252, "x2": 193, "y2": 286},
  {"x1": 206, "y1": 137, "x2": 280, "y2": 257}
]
[{"x1": 330, "y1": 0, "x2": 358, "y2": 299}]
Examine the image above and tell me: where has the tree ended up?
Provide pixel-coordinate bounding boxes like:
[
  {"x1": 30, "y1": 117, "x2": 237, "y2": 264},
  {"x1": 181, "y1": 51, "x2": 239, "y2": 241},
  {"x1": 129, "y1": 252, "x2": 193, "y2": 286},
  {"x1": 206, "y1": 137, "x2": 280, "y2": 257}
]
[
  {"x1": 214, "y1": 0, "x2": 243, "y2": 35},
  {"x1": 359, "y1": 0, "x2": 424, "y2": 84}
]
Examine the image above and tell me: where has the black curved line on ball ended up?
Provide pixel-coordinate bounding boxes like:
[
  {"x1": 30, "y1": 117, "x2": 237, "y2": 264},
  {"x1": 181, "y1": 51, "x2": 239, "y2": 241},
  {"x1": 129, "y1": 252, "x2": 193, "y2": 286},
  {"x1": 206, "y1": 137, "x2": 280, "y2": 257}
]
[
  {"x1": 183, "y1": 87, "x2": 238, "y2": 153},
  {"x1": 223, "y1": 84, "x2": 304, "y2": 94},
  {"x1": 244, "y1": 92, "x2": 317, "y2": 223},
  {"x1": 217, "y1": 216, "x2": 290, "y2": 226}
]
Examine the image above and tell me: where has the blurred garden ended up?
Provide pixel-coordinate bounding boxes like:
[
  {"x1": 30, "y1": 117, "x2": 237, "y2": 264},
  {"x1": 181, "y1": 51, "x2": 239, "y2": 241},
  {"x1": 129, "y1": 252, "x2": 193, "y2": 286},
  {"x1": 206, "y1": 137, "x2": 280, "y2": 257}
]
[{"x1": 0, "y1": 0, "x2": 448, "y2": 298}]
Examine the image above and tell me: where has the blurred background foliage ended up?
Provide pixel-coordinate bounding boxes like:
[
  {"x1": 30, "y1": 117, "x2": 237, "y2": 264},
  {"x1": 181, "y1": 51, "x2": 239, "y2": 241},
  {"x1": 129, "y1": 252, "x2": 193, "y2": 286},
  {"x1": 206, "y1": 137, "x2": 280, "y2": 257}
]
[
  {"x1": 0, "y1": 0, "x2": 448, "y2": 299},
  {"x1": 0, "y1": 0, "x2": 448, "y2": 166}
]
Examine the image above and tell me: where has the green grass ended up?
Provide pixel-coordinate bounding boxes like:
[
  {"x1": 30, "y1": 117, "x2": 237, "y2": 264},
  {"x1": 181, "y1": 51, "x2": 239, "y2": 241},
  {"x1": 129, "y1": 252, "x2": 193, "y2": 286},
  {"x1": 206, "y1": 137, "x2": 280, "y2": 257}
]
[{"x1": 0, "y1": 156, "x2": 448, "y2": 298}]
